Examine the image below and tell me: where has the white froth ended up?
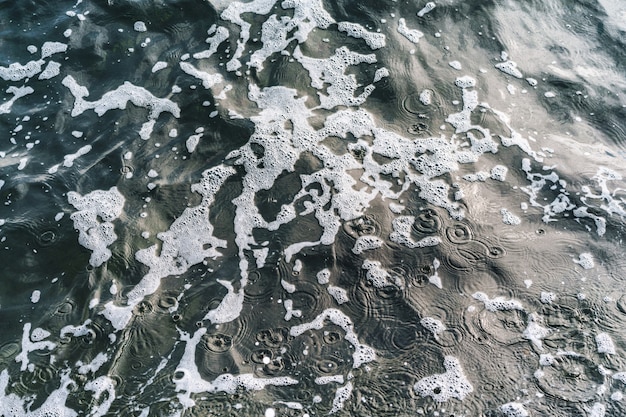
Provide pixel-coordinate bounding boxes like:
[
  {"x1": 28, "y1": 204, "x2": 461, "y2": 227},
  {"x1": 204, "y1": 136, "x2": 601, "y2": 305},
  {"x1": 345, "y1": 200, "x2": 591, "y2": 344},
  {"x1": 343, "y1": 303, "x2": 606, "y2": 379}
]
[
  {"x1": 523, "y1": 313, "x2": 550, "y2": 350},
  {"x1": 337, "y1": 22, "x2": 386, "y2": 49},
  {"x1": 315, "y1": 375, "x2": 344, "y2": 385},
  {"x1": 414, "y1": 356, "x2": 473, "y2": 402},
  {"x1": 290, "y1": 309, "x2": 376, "y2": 368},
  {"x1": 329, "y1": 382, "x2": 353, "y2": 414},
  {"x1": 352, "y1": 235, "x2": 384, "y2": 254},
  {"x1": 317, "y1": 269, "x2": 331, "y2": 285},
  {"x1": 428, "y1": 268, "x2": 443, "y2": 290},
  {"x1": 473, "y1": 292, "x2": 525, "y2": 311},
  {"x1": 574, "y1": 252, "x2": 595, "y2": 269},
  {"x1": 540, "y1": 292, "x2": 556, "y2": 304},
  {"x1": 62, "y1": 75, "x2": 180, "y2": 119},
  {"x1": 419, "y1": 89, "x2": 433, "y2": 105},
  {"x1": 501, "y1": 208, "x2": 521, "y2": 225},
  {"x1": 327, "y1": 286, "x2": 349, "y2": 304},
  {"x1": 30, "y1": 327, "x2": 51, "y2": 342},
  {"x1": 421, "y1": 316, "x2": 446, "y2": 337},
  {"x1": 491, "y1": 165, "x2": 508, "y2": 181},
  {"x1": 495, "y1": 60, "x2": 523, "y2": 78},
  {"x1": 294, "y1": 46, "x2": 378, "y2": 109},
  {"x1": 194, "y1": 26, "x2": 229, "y2": 59},
  {"x1": 397, "y1": 18, "x2": 424, "y2": 43},
  {"x1": 67, "y1": 187, "x2": 125, "y2": 267},
  {"x1": 455, "y1": 76, "x2": 476, "y2": 88},
  {"x1": 41, "y1": 41, "x2": 68, "y2": 59},
  {"x1": 449, "y1": 61, "x2": 462, "y2": 70},
  {"x1": 596, "y1": 332, "x2": 616, "y2": 354},
  {"x1": 180, "y1": 62, "x2": 223, "y2": 89},
  {"x1": 362, "y1": 259, "x2": 400, "y2": 288},
  {"x1": 589, "y1": 402, "x2": 606, "y2": 417},
  {"x1": 0, "y1": 86, "x2": 35, "y2": 115},
  {"x1": 499, "y1": 402, "x2": 530, "y2": 417},
  {"x1": 62, "y1": 144, "x2": 92, "y2": 168},
  {"x1": 15, "y1": 323, "x2": 56, "y2": 371},
  {"x1": 133, "y1": 21, "x2": 147, "y2": 32},
  {"x1": 417, "y1": 2, "x2": 436, "y2": 17},
  {"x1": 151, "y1": 61, "x2": 167, "y2": 73},
  {"x1": 220, "y1": 0, "x2": 280, "y2": 71},
  {"x1": 390, "y1": 216, "x2": 441, "y2": 248},
  {"x1": 39, "y1": 61, "x2": 62, "y2": 80}
]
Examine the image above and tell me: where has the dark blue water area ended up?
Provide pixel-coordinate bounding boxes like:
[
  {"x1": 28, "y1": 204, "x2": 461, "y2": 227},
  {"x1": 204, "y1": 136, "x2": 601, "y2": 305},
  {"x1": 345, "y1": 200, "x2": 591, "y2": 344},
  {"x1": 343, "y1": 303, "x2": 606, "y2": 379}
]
[{"x1": 0, "y1": 0, "x2": 625, "y2": 416}]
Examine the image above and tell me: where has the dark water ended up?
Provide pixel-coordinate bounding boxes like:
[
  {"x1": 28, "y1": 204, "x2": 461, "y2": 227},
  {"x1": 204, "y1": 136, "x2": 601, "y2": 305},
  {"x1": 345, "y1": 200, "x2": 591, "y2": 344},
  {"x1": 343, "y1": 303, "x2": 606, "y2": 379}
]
[{"x1": 0, "y1": 0, "x2": 625, "y2": 415}]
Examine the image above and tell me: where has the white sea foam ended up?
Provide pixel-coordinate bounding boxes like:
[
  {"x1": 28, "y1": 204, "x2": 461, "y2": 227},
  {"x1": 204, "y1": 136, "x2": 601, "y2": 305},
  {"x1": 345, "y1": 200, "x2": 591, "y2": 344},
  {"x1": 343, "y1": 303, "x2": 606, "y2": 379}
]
[
  {"x1": 67, "y1": 187, "x2": 125, "y2": 268},
  {"x1": 414, "y1": 356, "x2": 473, "y2": 402}
]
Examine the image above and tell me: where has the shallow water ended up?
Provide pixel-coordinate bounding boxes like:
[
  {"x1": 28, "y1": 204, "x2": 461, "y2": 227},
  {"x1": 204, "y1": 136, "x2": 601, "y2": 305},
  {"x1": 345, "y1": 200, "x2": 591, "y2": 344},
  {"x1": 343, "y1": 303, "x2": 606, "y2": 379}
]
[{"x1": 0, "y1": 0, "x2": 625, "y2": 416}]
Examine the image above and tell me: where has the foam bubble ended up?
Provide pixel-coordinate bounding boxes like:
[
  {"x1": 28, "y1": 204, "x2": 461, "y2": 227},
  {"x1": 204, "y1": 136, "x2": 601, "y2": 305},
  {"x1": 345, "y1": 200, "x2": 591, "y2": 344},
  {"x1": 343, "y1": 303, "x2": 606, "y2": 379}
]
[
  {"x1": 390, "y1": 216, "x2": 441, "y2": 248},
  {"x1": 0, "y1": 86, "x2": 35, "y2": 115},
  {"x1": 327, "y1": 286, "x2": 349, "y2": 304},
  {"x1": 596, "y1": 332, "x2": 616, "y2": 355},
  {"x1": 495, "y1": 60, "x2": 523, "y2": 78},
  {"x1": 62, "y1": 75, "x2": 180, "y2": 119},
  {"x1": 473, "y1": 292, "x2": 525, "y2": 312},
  {"x1": 352, "y1": 235, "x2": 384, "y2": 254},
  {"x1": 397, "y1": 18, "x2": 424, "y2": 43},
  {"x1": 449, "y1": 61, "x2": 462, "y2": 70},
  {"x1": 337, "y1": 22, "x2": 386, "y2": 49},
  {"x1": 491, "y1": 165, "x2": 508, "y2": 181},
  {"x1": 499, "y1": 402, "x2": 530, "y2": 417},
  {"x1": 151, "y1": 61, "x2": 167, "y2": 73},
  {"x1": 39, "y1": 61, "x2": 61, "y2": 80},
  {"x1": 0, "y1": 59, "x2": 45, "y2": 81},
  {"x1": 290, "y1": 308, "x2": 376, "y2": 368},
  {"x1": 574, "y1": 252, "x2": 595, "y2": 269},
  {"x1": 413, "y1": 356, "x2": 473, "y2": 402},
  {"x1": 180, "y1": 62, "x2": 223, "y2": 89},
  {"x1": 421, "y1": 316, "x2": 446, "y2": 337},
  {"x1": 501, "y1": 208, "x2": 521, "y2": 225},
  {"x1": 41, "y1": 41, "x2": 68, "y2": 59},
  {"x1": 133, "y1": 21, "x2": 147, "y2": 32},
  {"x1": 329, "y1": 381, "x2": 353, "y2": 414},
  {"x1": 417, "y1": 2, "x2": 436, "y2": 17},
  {"x1": 67, "y1": 187, "x2": 125, "y2": 267}
]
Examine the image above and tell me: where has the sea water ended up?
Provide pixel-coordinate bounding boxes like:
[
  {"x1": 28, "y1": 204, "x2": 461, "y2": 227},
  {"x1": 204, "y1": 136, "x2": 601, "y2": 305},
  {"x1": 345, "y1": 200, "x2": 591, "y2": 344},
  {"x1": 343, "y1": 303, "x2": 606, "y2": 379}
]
[{"x1": 0, "y1": 0, "x2": 625, "y2": 415}]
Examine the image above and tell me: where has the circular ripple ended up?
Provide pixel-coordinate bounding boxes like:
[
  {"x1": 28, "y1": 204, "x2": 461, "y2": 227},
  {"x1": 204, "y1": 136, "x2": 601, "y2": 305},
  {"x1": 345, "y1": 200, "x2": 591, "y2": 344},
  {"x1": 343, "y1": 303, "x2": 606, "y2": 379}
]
[
  {"x1": 289, "y1": 282, "x2": 323, "y2": 317},
  {"x1": 485, "y1": 244, "x2": 507, "y2": 259},
  {"x1": 251, "y1": 348, "x2": 274, "y2": 364},
  {"x1": 0, "y1": 342, "x2": 20, "y2": 364},
  {"x1": 244, "y1": 269, "x2": 277, "y2": 302},
  {"x1": 197, "y1": 341, "x2": 237, "y2": 378},
  {"x1": 380, "y1": 323, "x2": 420, "y2": 355},
  {"x1": 14, "y1": 362, "x2": 58, "y2": 397},
  {"x1": 445, "y1": 222, "x2": 474, "y2": 244},
  {"x1": 255, "y1": 327, "x2": 289, "y2": 348},
  {"x1": 412, "y1": 208, "x2": 442, "y2": 234},
  {"x1": 352, "y1": 373, "x2": 419, "y2": 416},
  {"x1": 342, "y1": 215, "x2": 382, "y2": 240},
  {"x1": 434, "y1": 326, "x2": 463, "y2": 348},
  {"x1": 204, "y1": 333, "x2": 234, "y2": 353},
  {"x1": 36, "y1": 228, "x2": 60, "y2": 247},
  {"x1": 536, "y1": 353, "x2": 604, "y2": 402},
  {"x1": 189, "y1": 398, "x2": 237, "y2": 417},
  {"x1": 463, "y1": 304, "x2": 527, "y2": 346}
]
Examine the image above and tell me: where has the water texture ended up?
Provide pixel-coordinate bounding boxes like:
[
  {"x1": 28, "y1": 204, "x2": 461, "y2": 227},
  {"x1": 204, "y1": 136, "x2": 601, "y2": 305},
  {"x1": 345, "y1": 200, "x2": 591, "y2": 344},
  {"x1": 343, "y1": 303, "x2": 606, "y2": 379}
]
[{"x1": 0, "y1": 0, "x2": 625, "y2": 415}]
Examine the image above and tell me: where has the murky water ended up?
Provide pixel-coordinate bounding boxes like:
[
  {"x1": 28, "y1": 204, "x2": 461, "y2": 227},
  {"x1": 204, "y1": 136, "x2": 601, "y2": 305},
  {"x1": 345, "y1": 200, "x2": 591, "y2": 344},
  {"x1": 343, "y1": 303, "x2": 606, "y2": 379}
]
[{"x1": 0, "y1": 0, "x2": 625, "y2": 415}]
